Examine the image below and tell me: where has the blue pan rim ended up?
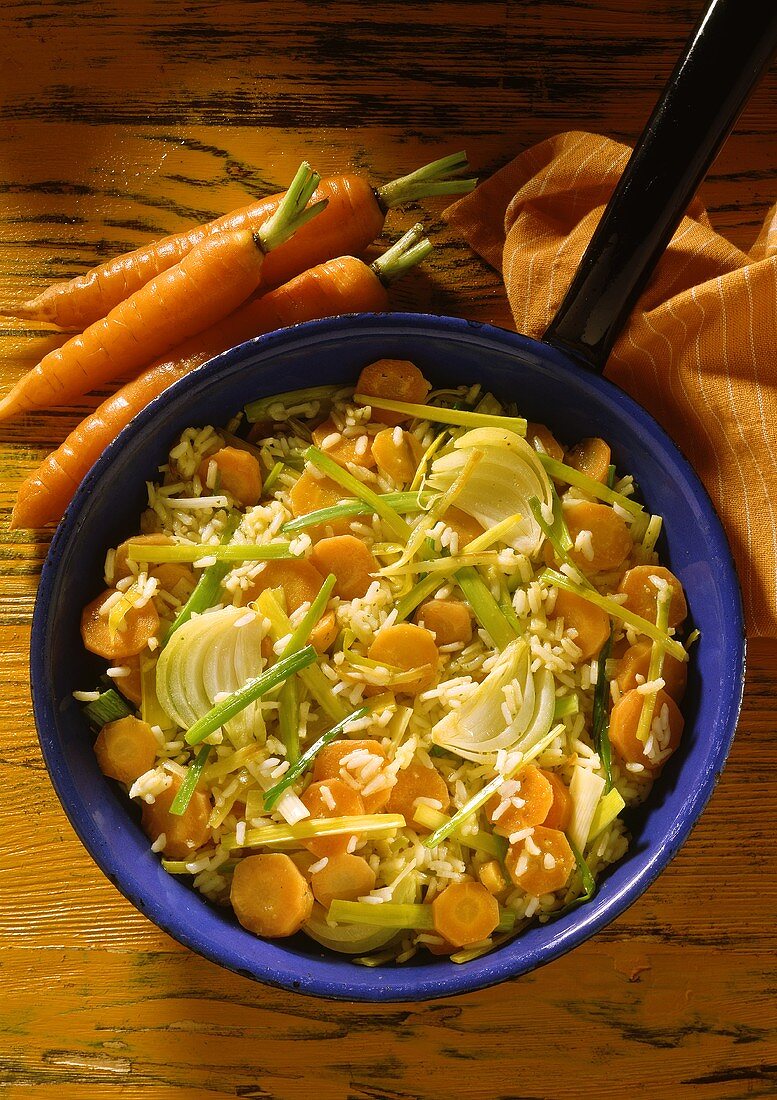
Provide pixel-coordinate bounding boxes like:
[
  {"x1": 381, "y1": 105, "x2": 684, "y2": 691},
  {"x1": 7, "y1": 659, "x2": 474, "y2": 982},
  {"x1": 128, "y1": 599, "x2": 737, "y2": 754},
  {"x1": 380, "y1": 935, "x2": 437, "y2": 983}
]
[{"x1": 31, "y1": 311, "x2": 746, "y2": 1002}]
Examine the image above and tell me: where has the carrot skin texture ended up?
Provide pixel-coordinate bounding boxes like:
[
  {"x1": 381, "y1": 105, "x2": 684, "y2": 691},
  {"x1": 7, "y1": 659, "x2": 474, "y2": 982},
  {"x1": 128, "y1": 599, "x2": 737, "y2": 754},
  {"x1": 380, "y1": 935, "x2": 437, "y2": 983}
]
[
  {"x1": 12, "y1": 177, "x2": 383, "y2": 330},
  {"x1": 0, "y1": 229, "x2": 269, "y2": 420},
  {"x1": 11, "y1": 256, "x2": 389, "y2": 529}
]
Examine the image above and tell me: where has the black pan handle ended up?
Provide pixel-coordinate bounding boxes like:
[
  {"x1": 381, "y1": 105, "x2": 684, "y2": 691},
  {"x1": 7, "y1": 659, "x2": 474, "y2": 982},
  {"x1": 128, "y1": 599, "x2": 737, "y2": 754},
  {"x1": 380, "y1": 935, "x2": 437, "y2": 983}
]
[{"x1": 543, "y1": 0, "x2": 777, "y2": 373}]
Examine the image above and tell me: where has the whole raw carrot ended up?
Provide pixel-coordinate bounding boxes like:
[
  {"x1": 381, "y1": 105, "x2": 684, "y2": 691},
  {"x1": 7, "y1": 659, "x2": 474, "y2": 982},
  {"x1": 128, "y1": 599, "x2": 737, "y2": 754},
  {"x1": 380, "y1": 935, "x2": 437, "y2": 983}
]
[
  {"x1": 0, "y1": 163, "x2": 325, "y2": 422},
  {"x1": 5, "y1": 153, "x2": 474, "y2": 330},
  {"x1": 11, "y1": 226, "x2": 431, "y2": 529}
]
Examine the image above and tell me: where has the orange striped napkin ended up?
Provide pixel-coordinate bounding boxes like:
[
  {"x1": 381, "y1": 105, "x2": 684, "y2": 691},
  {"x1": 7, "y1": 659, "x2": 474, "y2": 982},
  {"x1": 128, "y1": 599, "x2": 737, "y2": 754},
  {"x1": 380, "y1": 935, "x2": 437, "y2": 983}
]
[{"x1": 445, "y1": 131, "x2": 777, "y2": 638}]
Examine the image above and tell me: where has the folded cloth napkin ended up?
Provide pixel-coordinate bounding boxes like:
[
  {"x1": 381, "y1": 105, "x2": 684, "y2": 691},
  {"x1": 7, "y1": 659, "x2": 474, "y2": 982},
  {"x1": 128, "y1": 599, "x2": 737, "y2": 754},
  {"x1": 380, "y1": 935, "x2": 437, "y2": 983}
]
[{"x1": 445, "y1": 131, "x2": 776, "y2": 638}]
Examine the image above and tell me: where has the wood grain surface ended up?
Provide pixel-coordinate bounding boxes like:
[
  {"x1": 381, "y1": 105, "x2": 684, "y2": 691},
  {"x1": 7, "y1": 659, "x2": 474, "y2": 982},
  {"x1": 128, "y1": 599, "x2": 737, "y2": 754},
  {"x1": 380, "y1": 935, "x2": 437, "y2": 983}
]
[{"x1": 0, "y1": 2, "x2": 775, "y2": 1097}]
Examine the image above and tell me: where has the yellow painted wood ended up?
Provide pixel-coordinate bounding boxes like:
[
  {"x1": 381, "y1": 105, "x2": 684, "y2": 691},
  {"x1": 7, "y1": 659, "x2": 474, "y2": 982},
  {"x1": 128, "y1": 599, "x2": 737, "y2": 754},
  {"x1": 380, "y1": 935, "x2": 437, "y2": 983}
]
[{"x1": 0, "y1": 2, "x2": 775, "y2": 1096}]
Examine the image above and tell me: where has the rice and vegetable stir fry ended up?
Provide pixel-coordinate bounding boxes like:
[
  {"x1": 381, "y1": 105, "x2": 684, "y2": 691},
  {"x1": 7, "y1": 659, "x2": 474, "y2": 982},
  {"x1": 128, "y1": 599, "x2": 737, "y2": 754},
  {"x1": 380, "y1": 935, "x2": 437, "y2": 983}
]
[{"x1": 77, "y1": 358, "x2": 692, "y2": 964}]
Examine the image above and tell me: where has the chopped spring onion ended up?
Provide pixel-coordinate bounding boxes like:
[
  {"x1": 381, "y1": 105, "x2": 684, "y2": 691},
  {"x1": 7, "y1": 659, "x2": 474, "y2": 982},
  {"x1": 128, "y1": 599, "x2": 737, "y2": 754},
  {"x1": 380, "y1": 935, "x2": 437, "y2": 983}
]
[
  {"x1": 553, "y1": 694, "x2": 579, "y2": 720},
  {"x1": 537, "y1": 454, "x2": 645, "y2": 521},
  {"x1": 635, "y1": 585, "x2": 672, "y2": 744},
  {"x1": 304, "y1": 446, "x2": 411, "y2": 541},
  {"x1": 127, "y1": 542, "x2": 292, "y2": 564},
  {"x1": 592, "y1": 633, "x2": 613, "y2": 791},
  {"x1": 354, "y1": 394, "x2": 527, "y2": 436},
  {"x1": 329, "y1": 899, "x2": 516, "y2": 933},
  {"x1": 244, "y1": 384, "x2": 353, "y2": 424},
  {"x1": 163, "y1": 511, "x2": 242, "y2": 644},
  {"x1": 82, "y1": 688, "x2": 134, "y2": 728},
  {"x1": 239, "y1": 813, "x2": 406, "y2": 849},
  {"x1": 424, "y1": 724, "x2": 563, "y2": 848},
  {"x1": 540, "y1": 568, "x2": 688, "y2": 663},
  {"x1": 262, "y1": 460, "x2": 285, "y2": 495},
  {"x1": 588, "y1": 787, "x2": 626, "y2": 842},
  {"x1": 263, "y1": 701, "x2": 376, "y2": 810},
  {"x1": 606, "y1": 464, "x2": 617, "y2": 489},
  {"x1": 170, "y1": 744, "x2": 211, "y2": 816},
  {"x1": 411, "y1": 804, "x2": 508, "y2": 860},
  {"x1": 185, "y1": 645, "x2": 316, "y2": 746},
  {"x1": 253, "y1": 589, "x2": 348, "y2": 722},
  {"x1": 456, "y1": 566, "x2": 518, "y2": 650},
  {"x1": 568, "y1": 765, "x2": 606, "y2": 851},
  {"x1": 281, "y1": 491, "x2": 432, "y2": 534}
]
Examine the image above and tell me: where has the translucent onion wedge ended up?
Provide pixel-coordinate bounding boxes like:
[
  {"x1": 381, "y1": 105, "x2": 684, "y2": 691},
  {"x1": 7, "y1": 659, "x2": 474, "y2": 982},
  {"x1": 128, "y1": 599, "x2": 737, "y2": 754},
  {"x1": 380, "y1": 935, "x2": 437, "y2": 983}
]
[{"x1": 429, "y1": 428, "x2": 552, "y2": 555}]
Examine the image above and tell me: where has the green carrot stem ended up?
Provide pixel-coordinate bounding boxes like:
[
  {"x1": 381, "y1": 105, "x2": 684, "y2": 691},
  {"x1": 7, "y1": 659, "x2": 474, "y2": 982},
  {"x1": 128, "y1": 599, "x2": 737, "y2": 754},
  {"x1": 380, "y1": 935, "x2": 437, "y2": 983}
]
[
  {"x1": 255, "y1": 162, "x2": 325, "y2": 252},
  {"x1": 170, "y1": 744, "x2": 211, "y2": 816},
  {"x1": 370, "y1": 224, "x2": 432, "y2": 285},
  {"x1": 185, "y1": 646, "x2": 316, "y2": 746},
  {"x1": 263, "y1": 702, "x2": 374, "y2": 810},
  {"x1": 377, "y1": 151, "x2": 477, "y2": 209}
]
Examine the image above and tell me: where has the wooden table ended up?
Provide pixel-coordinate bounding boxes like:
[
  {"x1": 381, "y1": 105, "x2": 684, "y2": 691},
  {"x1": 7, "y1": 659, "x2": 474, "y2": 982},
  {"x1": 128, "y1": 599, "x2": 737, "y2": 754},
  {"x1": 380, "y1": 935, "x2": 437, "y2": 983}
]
[{"x1": 1, "y1": 3, "x2": 774, "y2": 1097}]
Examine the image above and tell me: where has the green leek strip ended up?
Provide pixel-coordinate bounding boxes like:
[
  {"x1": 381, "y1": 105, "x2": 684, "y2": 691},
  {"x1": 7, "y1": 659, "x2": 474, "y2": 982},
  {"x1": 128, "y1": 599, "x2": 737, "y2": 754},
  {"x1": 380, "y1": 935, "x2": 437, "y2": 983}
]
[
  {"x1": 456, "y1": 566, "x2": 517, "y2": 650},
  {"x1": 262, "y1": 461, "x2": 285, "y2": 495},
  {"x1": 591, "y1": 632, "x2": 613, "y2": 791},
  {"x1": 424, "y1": 724, "x2": 563, "y2": 849},
  {"x1": 497, "y1": 586, "x2": 523, "y2": 637},
  {"x1": 254, "y1": 589, "x2": 348, "y2": 722},
  {"x1": 395, "y1": 573, "x2": 444, "y2": 622},
  {"x1": 588, "y1": 788, "x2": 625, "y2": 842},
  {"x1": 528, "y1": 495, "x2": 590, "y2": 588},
  {"x1": 353, "y1": 394, "x2": 527, "y2": 436},
  {"x1": 107, "y1": 582, "x2": 143, "y2": 640},
  {"x1": 540, "y1": 568, "x2": 688, "y2": 663},
  {"x1": 82, "y1": 688, "x2": 134, "y2": 728},
  {"x1": 128, "y1": 542, "x2": 292, "y2": 564},
  {"x1": 412, "y1": 804, "x2": 508, "y2": 860},
  {"x1": 163, "y1": 511, "x2": 242, "y2": 644},
  {"x1": 140, "y1": 653, "x2": 172, "y2": 730},
  {"x1": 553, "y1": 694, "x2": 579, "y2": 720},
  {"x1": 185, "y1": 646, "x2": 316, "y2": 746},
  {"x1": 202, "y1": 743, "x2": 263, "y2": 784},
  {"x1": 555, "y1": 839, "x2": 596, "y2": 916},
  {"x1": 240, "y1": 813, "x2": 405, "y2": 849},
  {"x1": 537, "y1": 454, "x2": 645, "y2": 521},
  {"x1": 263, "y1": 702, "x2": 374, "y2": 810},
  {"x1": 244, "y1": 384, "x2": 351, "y2": 423},
  {"x1": 281, "y1": 574, "x2": 337, "y2": 656},
  {"x1": 170, "y1": 744, "x2": 211, "y2": 816},
  {"x1": 385, "y1": 449, "x2": 484, "y2": 574},
  {"x1": 304, "y1": 446, "x2": 411, "y2": 541},
  {"x1": 465, "y1": 513, "x2": 524, "y2": 555},
  {"x1": 639, "y1": 514, "x2": 663, "y2": 560},
  {"x1": 380, "y1": 552, "x2": 502, "y2": 577},
  {"x1": 635, "y1": 587, "x2": 672, "y2": 744},
  {"x1": 685, "y1": 628, "x2": 700, "y2": 650},
  {"x1": 606, "y1": 464, "x2": 617, "y2": 489},
  {"x1": 281, "y1": 491, "x2": 433, "y2": 534},
  {"x1": 409, "y1": 429, "x2": 449, "y2": 493},
  {"x1": 278, "y1": 677, "x2": 300, "y2": 765},
  {"x1": 328, "y1": 899, "x2": 516, "y2": 933}
]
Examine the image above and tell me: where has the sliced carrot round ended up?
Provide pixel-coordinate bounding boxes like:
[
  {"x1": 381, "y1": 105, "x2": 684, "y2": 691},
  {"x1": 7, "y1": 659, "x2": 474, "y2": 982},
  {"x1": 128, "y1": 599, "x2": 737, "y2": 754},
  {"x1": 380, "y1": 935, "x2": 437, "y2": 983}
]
[
  {"x1": 113, "y1": 533, "x2": 173, "y2": 581},
  {"x1": 300, "y1": 778, "x2": 365, "y2": 858},
  {"x1": 616, "y1": 639, "x2": 688, "y2": 701},
  {"x1": 245, "y1": 558, "x2": 326, "y2": 614},
  {"x1": 564, "y1": 501, "x2": 632, "y2": 574},
  {"x1": 150, "y1": 562, "x2": 196, "y2": 602},
  {"x1": 431, "y1": 881, "x2": 500, "y2": 947},
  {"x1": 312, "y1": 738, "x2": 391, "y2": 813},
  {"x1": 367, "y1": 623, "x2": 439, "y2": 696},
  {"x1": 505, "y1": 825, "x2": 575, "y2": 895},
  {"x1": 526, "y1": 421, "x2": 564, "y2": 462},
  {"x1": 609, "y1": 687, "x2": 684, "y2": 775},
  {"x1": 549, "y1": 588, "x2": 610, "y2": 662},
  {"x1": 372, "y1": 427, "x2": 424, "y2": 483},
  {"x1": 312, "y1": 417, "x2": 376, "y2": 469},
  {"x1": 115, "y1": 655, "x2": 143, "y2": 707},
  {"x1": 414, "y1": 599, "x2": 472, "y2": 646},
  {"x1": 565, "y1": 437, "x2": 612, "y2": 483},
  {"x1": 94, "y1": 715, "x2": 157, "y2": 785},
  {"x1": 310, "y1": 852, "x2": 376, "y2": 909},
  {"x1": 539, "y1": 770, "x2": 573, "y2": 832},
  {"x1": 387, "y1": 759, "x2": 450, "y2": 829},
  {"x1": 309, "y1": 608, "x2": 339, "y2": 654},
  {"x1": 141, "y1": 774, "x2": 211, "y2": 859},
  {"x1": 197, "y1": 446, "x2": 263, "y2": 506},
  {"x1": 309, "y1": 534, "x2": 377, "y2": 600},
  {"x1": 356, "y1": 359, "x2": 431, "y2": 426},
  {"x1": 231, "y1": 853, "x2": 313, "y2": 938},
  {"x1": 443, "y1": 506, "x2": 483, "y2": 549},
  {"x1": 81, "y1": 588, "x2": 160, "y2": 660},
  {"x1": 477, "y1": 859, "x2": 510, "y2": 899},
  {"x1": 617, "y1": 565, "x2": 688, "y2": 628},
  {"x1": 289, "y1": 469, "x2": 353, "y2": 537},
  {"x1": 486, "y1": 765, "x2": 554, "y2": 837}
]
